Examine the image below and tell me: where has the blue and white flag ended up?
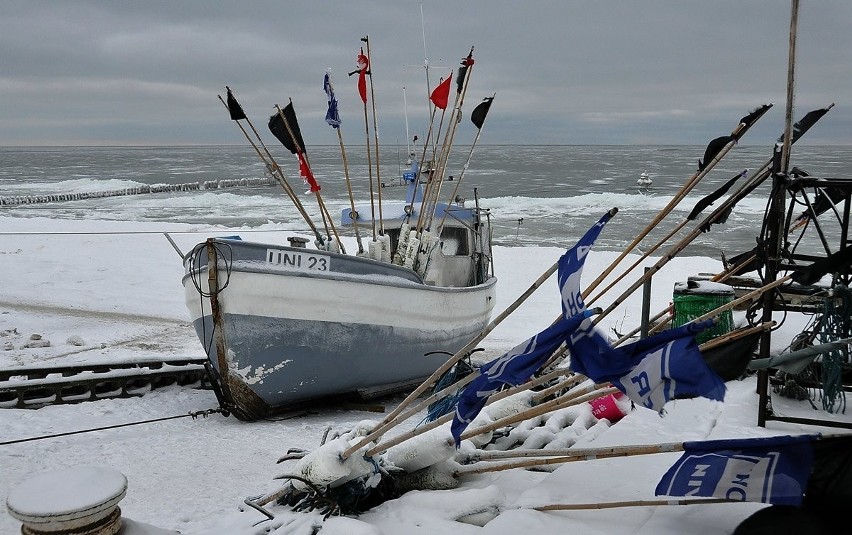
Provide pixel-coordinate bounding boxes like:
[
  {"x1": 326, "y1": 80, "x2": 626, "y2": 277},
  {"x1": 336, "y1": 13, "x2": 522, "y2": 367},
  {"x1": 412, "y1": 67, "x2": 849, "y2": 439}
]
[
  {"x1": 323, "y1": 72, "x2": 341, "y2": 128},
  {"x1": 557, "y1": 210, "x2": 614, "y2": 317},
  {"x1": 566, "y1": 319, "x2": 726, "y2": 412},
  {"x1": 450, "y1": 309, "x2": 595, "y2": 446},
  {"x1": 450, "y1": 210, "x2": 616, "y2": 447},
  {"x1": 655, "y1": 435, "x2": 817, "y2": 505}
]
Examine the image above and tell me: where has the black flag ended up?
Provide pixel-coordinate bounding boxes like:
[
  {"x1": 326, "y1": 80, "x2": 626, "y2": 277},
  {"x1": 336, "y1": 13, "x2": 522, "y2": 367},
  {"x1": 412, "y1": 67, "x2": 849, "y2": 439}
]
[
  {"x1": 779, "y1": 106, "x2": 833, "y2": 145},
  {"x1": 471, "y1": 97, "x2": 494, "y2": 130},
  {"x1": 733, "y1": 103, "x2": 773, "y2": 141},
  {"x1": 698, "y1": 107, "x2": 831, "y2": 234},
  {"x1": 687, "y1": 169, "x2": 748, "y2": 220},
  {"x1": 698, "y1": 135, "x2": 733, "y2": 171},
  {"x1": 456, "y1": 48, "x2": 474, "y2": 94},
  {"x1": 226, "y1": 87, "x2": 247, "y2": 121},
  {"x1": 793, "y1": 183, "x2": 845, "y2": 228},
  {"x1": 268, "y1": 102, "x2": 305, "y2": 155}
]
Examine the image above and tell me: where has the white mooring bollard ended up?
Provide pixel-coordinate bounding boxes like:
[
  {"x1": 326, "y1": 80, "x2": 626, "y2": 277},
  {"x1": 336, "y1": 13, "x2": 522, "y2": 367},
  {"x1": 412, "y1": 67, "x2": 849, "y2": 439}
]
[{"x1": 6, "y1": 466, "x2": 178, "y2": 534}]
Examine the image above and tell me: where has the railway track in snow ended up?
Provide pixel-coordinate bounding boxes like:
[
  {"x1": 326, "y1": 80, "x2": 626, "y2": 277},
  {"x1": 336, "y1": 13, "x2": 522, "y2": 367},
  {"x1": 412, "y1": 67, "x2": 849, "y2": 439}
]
[{"x1": 0, "y1": 358, "x2": 211, "y2": 409}]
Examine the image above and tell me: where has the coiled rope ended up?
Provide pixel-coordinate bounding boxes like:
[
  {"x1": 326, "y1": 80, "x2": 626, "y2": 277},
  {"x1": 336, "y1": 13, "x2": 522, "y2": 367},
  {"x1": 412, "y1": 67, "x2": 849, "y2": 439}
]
[{"x1": 818, "y1": 285, "x2": 850, "y2": 414}]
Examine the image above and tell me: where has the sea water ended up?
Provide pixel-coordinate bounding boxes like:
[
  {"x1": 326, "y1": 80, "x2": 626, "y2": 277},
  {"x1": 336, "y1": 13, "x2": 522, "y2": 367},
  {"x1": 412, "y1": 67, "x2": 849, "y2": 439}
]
[{"x1": 1, "y1": 144, "x2": 851, "y2": 259}]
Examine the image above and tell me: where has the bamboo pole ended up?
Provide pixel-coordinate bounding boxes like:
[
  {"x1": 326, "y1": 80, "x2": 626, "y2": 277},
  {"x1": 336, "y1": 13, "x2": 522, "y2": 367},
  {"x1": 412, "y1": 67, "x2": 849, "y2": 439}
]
[
  {"x1": 582, "y1": 109, "x2": 767, "y2": 301},
  {"x1": 414, "y1": 76, "x2": 451, "y2": 235},
  {"x1": 363, "y1": 368, "x2": 581, "y2": 457},
  {"x1": 355, "y1": 46, "x2": 378, "y2": 241},
  {"x1": 420, "y1": 50, "x2": 475, "y2": 233},
  {"x1": 698, "y1": 321, "x2": 775, "y2": 352},
  {"x1": 343, "y1": 207, "x2": 617, "y2": 460},
  {"x1": 274, "y1": 102, "x2": 344, "y2": 252},
  {"x1": 459, "y1": 431, "x2": 848, "y2": 477},
  {"x1": 457, "y1": 386, "x2": 619, "y2": 444},
  {"x1": 362, "y1": 36, "x2": 385, "y2": 235},
  {"x1": 217, "y1": 91, "x2": 323, "y2": 244},
  {"x1": 621, "y1": 273, "x2": 790, "y2": 347},
  {"x1": 533, "y1": 498, "x2": 736, "y2": 512},
  {"x1": 460, "y1": 441, "x2": 681, "y2": 463},
  {"x1": 592, "y1": 163, "x2": 781, "y2": 326},
  {"x1": 341, "y1": 245, "x2": 577, "y2": 460},
  {"x1": 435, "y1": 93, "x2": 495, "y2": 237},
  {"x1": 404, "y1": 105, "x2": 439, "y2": 220},
  {"x1": 585, "y1": 170, "x2": 748, "y2": 308},
  {"x1": 531, "y1": 375, "x2": 594, "y2": 403},
  {"x1": 603, "y1": 100, "x2": 832, "y2": 327},
  {"x1": 331, "y1": 107, "x2": 365, "y2": 254},
  {"x1": 456, "y1": 441, "x2": 684, "y2": 475}
]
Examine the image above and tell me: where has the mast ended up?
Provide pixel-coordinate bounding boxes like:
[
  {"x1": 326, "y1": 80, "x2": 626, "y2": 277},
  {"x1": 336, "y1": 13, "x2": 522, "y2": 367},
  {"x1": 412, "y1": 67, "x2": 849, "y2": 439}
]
[{"x1": 757, "y1": 0, "x2": 799, "y2": 427}]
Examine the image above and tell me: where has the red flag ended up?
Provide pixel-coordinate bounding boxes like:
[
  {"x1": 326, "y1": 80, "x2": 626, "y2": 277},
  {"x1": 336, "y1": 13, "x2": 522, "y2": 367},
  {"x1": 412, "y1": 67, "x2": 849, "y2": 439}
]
[
  {"x1": 298, "y1": 152, "x2": 321, "y2": 192},
  {"x1": 356, "y1": 53, "x2": 369, "y2": 104},
  {"x1": 430, "y1": 75, "x2": 452, "y2": 110}
]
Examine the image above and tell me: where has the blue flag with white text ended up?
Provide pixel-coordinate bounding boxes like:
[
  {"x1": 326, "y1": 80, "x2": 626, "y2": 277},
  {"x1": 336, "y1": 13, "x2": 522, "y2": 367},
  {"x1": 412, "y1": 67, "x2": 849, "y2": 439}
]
[
  {"x1": 449, "y1": 210, "x2": 616, "y2": 446},
  {"x1": 655, "y1": 435, "x2": 817, "y2": 505},
  {"x1": 566, "y1": 319, "x2": 726, "y2": 412}
]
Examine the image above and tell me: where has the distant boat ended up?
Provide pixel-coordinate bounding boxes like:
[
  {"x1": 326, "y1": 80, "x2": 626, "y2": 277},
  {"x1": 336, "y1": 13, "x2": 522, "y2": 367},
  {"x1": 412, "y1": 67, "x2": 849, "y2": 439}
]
[{"x1": 637, "y1": 170, "x2": 652, "y2": 187}]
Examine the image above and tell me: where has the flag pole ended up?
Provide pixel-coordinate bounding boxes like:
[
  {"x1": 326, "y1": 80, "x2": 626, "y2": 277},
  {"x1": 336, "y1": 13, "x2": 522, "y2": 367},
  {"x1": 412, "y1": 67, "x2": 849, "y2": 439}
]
[
  {"x1": 618, "y1": 233, "x2": 760, "y2": 342},
  {"x1": 455, "y1": 385, "x2": 620, "y2": 445},
  {"x1": 420, "y1": 48, "x2": 475, "y2": 234},
  {"x1": 325, "y1": 71, "x2": 365, "y2": 254},
  {"x1": 532, "y1": 498, "x2": 740, "y2": 512},
  {"x1": 585, "y1": 167, "x2": 749, "y2": 308},
  {"x1": 277, "y1": 101, "x2": 343, "y2": 249},
  {"x1": 218, "y1": 89, "x2": 324, "y2": 244},
  {"x1": 592, "y1": 106, "x2": 833, "y2": 326},
  {"x1": 639, "y1": 255, "x2": 771, "y2": 339},
  {"x1": 274, "y1": 102, "x2": 345, "y2": 252},
  {"x1": 364, "y1": 370, "x2": 606, "y2": 456},
  {"x1": 364, "y1": 367, "x2": 581, "y2": 459},
  {"x1": 435, "y1": 94, "x2": 495, "y2": 236},
  {"x1": 583, "y1": 104, "x2": 773, "y2": 301},
  {"x1": 456, "y1": 441, "x2": 688, "y2": 476},
  {"x1": 362, "y1": 36, "x2": 385, "y2": 236},
  {"x1": 352, "y1": 47, "x2": 378, "y2": 241},
  {"x1": 340, "y1": 207, "x2": 619, "y2": 461},
  {"x1": 339, "y1": 255, "x2": 568, "y2": 460},
  {"x1": 414, "y1": 74, "x2": 452, "y2": 235}
]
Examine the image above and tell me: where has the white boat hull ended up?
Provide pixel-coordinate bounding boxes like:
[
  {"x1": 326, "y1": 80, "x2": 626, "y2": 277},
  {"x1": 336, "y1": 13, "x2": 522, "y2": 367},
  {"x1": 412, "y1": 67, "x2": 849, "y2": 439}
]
[{"x1": 183, "y1": 238, "x2": 496, "y2": 419}]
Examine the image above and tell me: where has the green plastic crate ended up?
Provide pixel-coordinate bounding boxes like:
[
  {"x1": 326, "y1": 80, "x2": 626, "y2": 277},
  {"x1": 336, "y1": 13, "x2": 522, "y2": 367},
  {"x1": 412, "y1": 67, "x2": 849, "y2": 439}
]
[{"x1": 671, "y1": 280, "x2": 735, "y2": 344}]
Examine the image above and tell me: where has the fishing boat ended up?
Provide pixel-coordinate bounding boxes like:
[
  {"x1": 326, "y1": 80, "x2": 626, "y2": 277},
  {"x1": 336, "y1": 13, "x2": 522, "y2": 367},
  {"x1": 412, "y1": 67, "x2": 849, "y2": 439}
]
[
  {"x1": 182, "y1": 46, "x2": 497, "y2": 421},
  {"x1": 637, "y1": 170, "x2": 652, "y2": 187}
]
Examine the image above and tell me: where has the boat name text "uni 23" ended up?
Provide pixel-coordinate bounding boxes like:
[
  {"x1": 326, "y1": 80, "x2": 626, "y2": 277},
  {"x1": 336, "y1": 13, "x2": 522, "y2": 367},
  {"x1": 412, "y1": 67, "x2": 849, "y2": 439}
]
[{"x1": 266, "y1": 249, "x2": 329, "y2": 271}]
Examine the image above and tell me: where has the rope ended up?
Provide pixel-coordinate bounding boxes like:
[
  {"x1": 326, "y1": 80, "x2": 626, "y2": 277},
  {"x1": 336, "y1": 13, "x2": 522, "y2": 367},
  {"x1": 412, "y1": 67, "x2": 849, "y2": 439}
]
[
  {"x1": 424, "y1": 350, "x2": 479, "y2": 422},
  {"x1": 817, "y1": 285, "x2": 850, "y2": 414},
  {"x1": 187, "y1": 241, "x2": 234, "y2": 359},
  {"x1": 0, "y1": 408, "x2": 223, "y2": 446}
]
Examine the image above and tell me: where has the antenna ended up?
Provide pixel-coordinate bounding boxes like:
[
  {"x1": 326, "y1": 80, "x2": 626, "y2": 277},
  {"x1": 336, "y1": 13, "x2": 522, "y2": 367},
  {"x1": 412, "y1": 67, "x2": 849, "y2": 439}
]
[{"x1": 403, "y1": 86, "x2": 412, "y2": 158}]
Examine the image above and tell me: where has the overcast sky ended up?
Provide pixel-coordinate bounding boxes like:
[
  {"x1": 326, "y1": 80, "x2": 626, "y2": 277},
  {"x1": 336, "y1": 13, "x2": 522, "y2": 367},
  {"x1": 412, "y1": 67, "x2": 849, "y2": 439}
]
[{"x1": 1, "y1": 1, "x2": 850, "y2": 147}]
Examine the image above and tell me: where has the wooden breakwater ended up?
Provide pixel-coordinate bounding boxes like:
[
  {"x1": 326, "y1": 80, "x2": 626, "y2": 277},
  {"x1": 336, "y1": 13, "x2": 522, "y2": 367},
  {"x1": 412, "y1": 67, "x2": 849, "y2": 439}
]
[{"x1": 0, "y1": 176, "x2": 278, "y2": 206}]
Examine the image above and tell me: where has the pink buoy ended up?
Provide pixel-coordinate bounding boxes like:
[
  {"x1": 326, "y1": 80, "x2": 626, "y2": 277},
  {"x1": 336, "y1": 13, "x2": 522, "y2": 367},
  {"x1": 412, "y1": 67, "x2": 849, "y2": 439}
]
[{"x1": 588, "y1": 392, "x2": 629, "y2": 423}]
